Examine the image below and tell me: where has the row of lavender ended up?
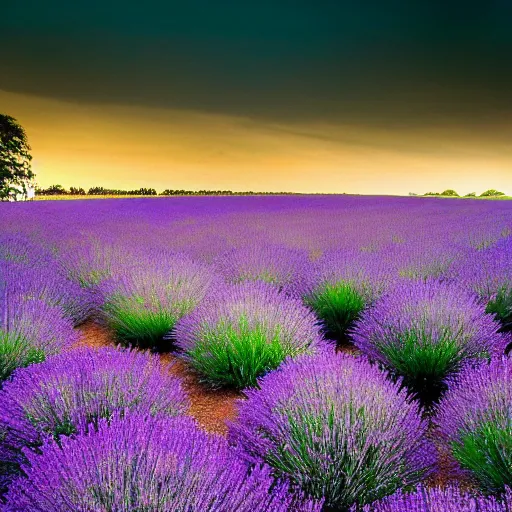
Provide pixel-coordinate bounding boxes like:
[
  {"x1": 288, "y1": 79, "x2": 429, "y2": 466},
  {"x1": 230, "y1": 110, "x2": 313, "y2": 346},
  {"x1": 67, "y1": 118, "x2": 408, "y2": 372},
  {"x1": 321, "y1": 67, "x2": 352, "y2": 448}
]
[{"x1": 0, "y1": 196, "x2": 512, "y2": 511}]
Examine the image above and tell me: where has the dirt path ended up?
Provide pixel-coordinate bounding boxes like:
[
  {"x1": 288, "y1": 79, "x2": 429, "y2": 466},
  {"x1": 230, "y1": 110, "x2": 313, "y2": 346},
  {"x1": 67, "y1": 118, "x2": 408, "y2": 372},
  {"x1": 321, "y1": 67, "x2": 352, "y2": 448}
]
[{"x1": 76, "y1": 321, "x2": 241, "y2": 436}]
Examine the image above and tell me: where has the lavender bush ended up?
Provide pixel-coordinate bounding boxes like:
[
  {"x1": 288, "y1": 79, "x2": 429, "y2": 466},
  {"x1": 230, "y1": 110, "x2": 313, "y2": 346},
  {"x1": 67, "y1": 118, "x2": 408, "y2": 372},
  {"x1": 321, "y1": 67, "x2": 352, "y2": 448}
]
[
  {"x1": 175, "y1": 281, "x2": 323, "y2": 389},
  {"x1": 455, "y1": 238, "x2": 512, "y2": 332},
  {"x1": 230, "y1": 352, "x2": 434, "y2": 510},
  {"x1": 352, "y1": 280, "x2": 506, "y2": 405},
  {"x1": 101, "y1": 252, "x2": 216, "y2": 350},
  {"x1": 0, "y1": 260, "x2": 95, "y2": 326},
  {"x1": 3, "y1": 413, "x2": 322, "y2": 511},
  {"x1": 215, "y1": 244, "x2": 312, "y2": 296},
  {"x1": 0, "y1": 346, "x2": 188, "y2": 492},
  {"x1": 305, "y1": 250, "x2": 391, "y2": 343},
  {"x1": 361, "y1": 486, "x2": 510, "y2": 511},
  {"x1": 0, "y1": 295, "x2": 77, "y2": 382},
  {"x1": 437, "y1": 358, "x2": 512, "y2": 494}
]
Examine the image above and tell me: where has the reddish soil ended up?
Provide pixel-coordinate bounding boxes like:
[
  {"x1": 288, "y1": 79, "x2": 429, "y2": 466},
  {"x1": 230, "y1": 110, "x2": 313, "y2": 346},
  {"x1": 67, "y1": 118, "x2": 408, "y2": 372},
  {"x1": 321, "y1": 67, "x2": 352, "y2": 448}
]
[
  {"x1": 162, "y1": 353, "x2": 241, "y2": 436},
  {"x1": 76, "y1": 321, "x2": 241, "y2": 436},
  {"x1": 73, "y1": 322, "x2": 468, "y2": 489}
]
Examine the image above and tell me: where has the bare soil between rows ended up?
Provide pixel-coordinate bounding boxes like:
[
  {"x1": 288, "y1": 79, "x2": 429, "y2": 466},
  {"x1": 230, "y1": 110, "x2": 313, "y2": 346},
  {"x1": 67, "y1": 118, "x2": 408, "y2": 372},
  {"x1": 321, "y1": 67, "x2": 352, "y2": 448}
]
[
  {"x1": 75, "y1": 321, "x2": 240, "y2": 436},
  {"x1": 74, "y1": 321, "x2": 465, "y2": 488}
]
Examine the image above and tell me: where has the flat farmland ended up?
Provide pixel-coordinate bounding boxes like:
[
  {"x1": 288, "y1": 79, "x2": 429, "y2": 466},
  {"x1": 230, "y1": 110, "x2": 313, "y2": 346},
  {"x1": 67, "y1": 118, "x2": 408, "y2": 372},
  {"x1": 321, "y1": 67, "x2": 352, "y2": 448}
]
[{"x1": 1, "y1": 195, "x2": 512, "y2": 511}]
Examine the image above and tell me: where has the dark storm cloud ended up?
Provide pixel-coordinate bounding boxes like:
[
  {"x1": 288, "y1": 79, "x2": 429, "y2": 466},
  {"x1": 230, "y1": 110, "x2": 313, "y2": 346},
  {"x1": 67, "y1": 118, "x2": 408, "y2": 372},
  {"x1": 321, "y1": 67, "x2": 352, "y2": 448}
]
[{"x1": 1, "y1": 0, "x2": 512, "y2": 125}]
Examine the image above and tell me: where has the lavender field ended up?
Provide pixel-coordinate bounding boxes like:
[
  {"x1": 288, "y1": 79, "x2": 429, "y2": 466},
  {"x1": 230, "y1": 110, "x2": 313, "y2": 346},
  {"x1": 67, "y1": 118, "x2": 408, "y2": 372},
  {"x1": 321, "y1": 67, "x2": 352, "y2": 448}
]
[{"x1": 1, "y1": 195, "x2": 512, "y2": 511}]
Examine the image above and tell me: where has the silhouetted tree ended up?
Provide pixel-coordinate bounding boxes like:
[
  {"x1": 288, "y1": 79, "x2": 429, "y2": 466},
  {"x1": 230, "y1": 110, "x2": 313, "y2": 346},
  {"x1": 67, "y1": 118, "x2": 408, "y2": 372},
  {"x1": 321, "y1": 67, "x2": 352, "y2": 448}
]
[
  {"x1": 0, "y1": 114, "x2": 34, "y2": 201},
  {"x1": 69, "y1": 186, "x2": 86, "y2": 195}
]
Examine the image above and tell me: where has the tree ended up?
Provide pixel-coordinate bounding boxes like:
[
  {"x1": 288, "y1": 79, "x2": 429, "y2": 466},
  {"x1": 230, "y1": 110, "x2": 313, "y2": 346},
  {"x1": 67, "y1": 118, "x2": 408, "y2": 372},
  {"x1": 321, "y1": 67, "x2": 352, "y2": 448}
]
[
  {"x1": 0, "y1": 115, "x2": 34, "y2": 200},
  {"x1": 69, "y1": 187, "x2": 86, "y2": 195},
  {"x1": 440, "y1": 189, "x2": 459, "y2": 197},
  {"x1": 480, "y1": 189, "x2": 505, "y2": 197}
]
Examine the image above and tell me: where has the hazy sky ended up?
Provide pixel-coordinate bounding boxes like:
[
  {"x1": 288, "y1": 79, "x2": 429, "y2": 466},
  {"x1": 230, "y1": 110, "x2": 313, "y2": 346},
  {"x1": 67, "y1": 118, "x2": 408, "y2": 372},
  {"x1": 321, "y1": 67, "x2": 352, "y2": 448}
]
[{"x1": 1, "y1": 1, "x2": 511, "y2": 194}]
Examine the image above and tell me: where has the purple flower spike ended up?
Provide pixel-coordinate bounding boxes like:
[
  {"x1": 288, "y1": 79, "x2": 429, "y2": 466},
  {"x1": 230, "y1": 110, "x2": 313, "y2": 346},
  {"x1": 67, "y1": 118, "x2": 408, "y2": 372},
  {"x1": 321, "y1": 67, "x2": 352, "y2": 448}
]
[
  {"x1": 0, "y1": 346, "x2": 188, "y2": 490},
  {"x1": 352, "y1": 279, "x2": 507, "y2": 405},
  {"x1": 230, "y1": 351, "x2": 434, "y2": 510},
  {"x1": 0, "y1": 295, "x2": 77, "y2": 382},
  {"x1": 175, "y1": 281, "x2": 324, "y2": 389},
  {"x1": 0, "y1": 260, "x2": 95, "y2": 326},
  {"x1": 3, "y1": 412, "x2": 322, "y2": 511},
  {"x1": 100, "y1": 252, "x2": 217, "y2": 349},
  {"x1": 360, "y1": 485, "x2": 510, "y2": 511},
  {"x1": 436, "y1": 357, "x2": 512, "y2": 493},
  {"x1": 215, "y1": 244, "x2": 313, "y2": 297}
]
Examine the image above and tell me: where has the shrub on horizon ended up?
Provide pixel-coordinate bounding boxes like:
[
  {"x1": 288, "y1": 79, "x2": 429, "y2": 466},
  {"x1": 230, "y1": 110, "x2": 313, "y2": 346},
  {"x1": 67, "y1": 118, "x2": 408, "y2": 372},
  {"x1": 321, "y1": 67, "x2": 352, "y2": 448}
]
[
  {"x1": 0, "y1": 296, "x2": 77, "y2": 382},
  {"x1": 3, "y1": 413, "x2": 322, "y2": 512},
  {"x1": 441, "y1": 189, "x2": 460, "y2": 197},
  {"x1": 437, "y1": 358, "x2": 512, "y2": 494},
  {"x1": 0, "y1": 347, "x2": 188, "y2": 489},
  {"x1": 360, "y1": 485, "x2": 510, "y2": 511},
  {"x1": 101, "y1": 253, "x2": 216, "y2": 350},
  {"x1": 480, "y1": 189, "x2": 506, "y2": 197},
  {"x1": 230, "y1": 352, "x2": 434, "y2": 510},
  {"x1": 175, "y1": 281, "x2": 324, "y2": 389},
  {"x1": 351, "y1": 280, "x2": 506, "y2": 406}
]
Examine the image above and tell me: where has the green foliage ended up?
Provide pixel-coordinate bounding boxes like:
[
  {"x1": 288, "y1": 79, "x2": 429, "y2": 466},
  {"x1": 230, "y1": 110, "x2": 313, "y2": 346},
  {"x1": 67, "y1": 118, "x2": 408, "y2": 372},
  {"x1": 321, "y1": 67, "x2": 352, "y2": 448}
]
[
  {"x1": 306, "y1": 281, "x2": 366, "y2": 343},
  {"x1": 464, "y1": 192, "x2": 477, "y2": 197},
  {"x1": 376, "y1": 329, "x2": 475, "y2": 405},
  {"x1": 453, "y1": 421, "x2": 512, "y2": 493},
  {"x1": 0, "y1": 330, "x2": 46, "y2": 382},
  {"x1": 187, "y1": 317, "x2": 295, "y2": 389},
  {"x1": 159, "y1": 189, "x2": 295, "y2": 196},
  {"x1": 264, "y1": 406, "x2": 407, "y2": 509},
  {"x1": 36, "y1": 184, "x2": 68, "y2": 196},
  {"x1": 480, "y1": 189, "x2": 506, "y2": 197},
  {"x1": 440, "y1": 189, "x2": 460, "y2": 197},
  {"x1": 104, "y1": 296, "x2": 180, "y2": 350},
  {"x1": 0, "y1": 114, "x2": 34, "y2": 201},
  {"x1": 88, "y1": 186, "x2": 158, "y2": 196},
  {"x1": 69, "y1": 186, "x2": 86, "y2": 195},
  {"x1": 486, "y1": 285, "x2": 512, "y2": 327}
]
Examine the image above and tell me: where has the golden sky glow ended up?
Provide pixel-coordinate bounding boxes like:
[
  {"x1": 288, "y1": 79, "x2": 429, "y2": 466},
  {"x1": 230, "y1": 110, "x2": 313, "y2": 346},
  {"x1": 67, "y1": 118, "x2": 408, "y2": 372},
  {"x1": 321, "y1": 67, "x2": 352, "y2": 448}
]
[{"x1": 1, "y1": 89, "x2": 511, "y2": 195}]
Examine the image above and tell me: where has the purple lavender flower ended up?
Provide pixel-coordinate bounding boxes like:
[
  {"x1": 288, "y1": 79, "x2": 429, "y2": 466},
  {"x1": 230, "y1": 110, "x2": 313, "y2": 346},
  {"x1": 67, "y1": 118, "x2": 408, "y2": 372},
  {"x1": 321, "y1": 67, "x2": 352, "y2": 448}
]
[
  {"x1": 100, "y1": 252, "x2": 217, "y2": 350},
  {"x1": 0, "y1": 234, "x2": 55, "y2": 267},
  {"x1": 305, "y1": 249, "x2": 393, "y2": 343},
  {"x1": 454, "y1": 238, "x2": 512, "y2": 331},
  {"x1": 229, "y1": 351, "x2": 434, "y2": 510},
  {"x1": 360, "y1": 485, "x2": 509, "y2": 511},
  {"x1": 436, "y1": 358, "x2": 512, "y2": 493},
  {"x1": 3, "y1": 413, "x2": 322, "y2": 511},
  {"x1": 0, "y1": 347, "x2": 188, "y2": 471},
  {"x1": 351, "y1": 280, "x2": 507, "y2": 405},
  {"x1": 215, "y1": 244, "x2": 313, "y2": 297},
  {"x1": 175, "y1": 281, "x2": 324, "y2": 389},
  {"x1": 0, "y1": 295, "x2": 77, "y2": 382},
  {"x1": 0, "y1": 260, "x2": 95, "y2": 326}
]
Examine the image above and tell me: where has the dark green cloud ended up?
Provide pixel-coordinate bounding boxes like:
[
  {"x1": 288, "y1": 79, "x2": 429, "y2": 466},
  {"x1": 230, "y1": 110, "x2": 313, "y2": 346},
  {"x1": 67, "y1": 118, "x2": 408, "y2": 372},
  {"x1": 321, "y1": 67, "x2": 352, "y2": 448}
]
[{"x1": 1, "y1": 0, "x2": 511, "y2": 125}]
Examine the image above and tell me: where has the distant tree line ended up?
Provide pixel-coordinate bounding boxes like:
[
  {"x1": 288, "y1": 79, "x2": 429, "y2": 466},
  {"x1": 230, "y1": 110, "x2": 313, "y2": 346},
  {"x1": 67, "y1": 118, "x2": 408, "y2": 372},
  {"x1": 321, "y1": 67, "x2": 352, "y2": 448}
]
[
  {"x1": 35, "y1": 185, "x2": 297, "y2": 196},
  {"x1": 159, "y1": 189, "x2": 293, "y2": 196},
  {"x1": 423, "y1": 189, "x2": 506, "y2": 198},
  {"x1": 36, "y1": 185, "x2": 158, "y2": 196}
]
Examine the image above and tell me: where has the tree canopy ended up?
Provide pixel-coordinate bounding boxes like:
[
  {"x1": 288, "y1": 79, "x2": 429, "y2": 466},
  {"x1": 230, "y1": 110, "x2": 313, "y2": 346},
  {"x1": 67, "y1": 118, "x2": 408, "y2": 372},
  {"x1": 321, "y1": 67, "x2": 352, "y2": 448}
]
[{"x1": 0, "y1": 115, "x2": 34, "y2": 200}]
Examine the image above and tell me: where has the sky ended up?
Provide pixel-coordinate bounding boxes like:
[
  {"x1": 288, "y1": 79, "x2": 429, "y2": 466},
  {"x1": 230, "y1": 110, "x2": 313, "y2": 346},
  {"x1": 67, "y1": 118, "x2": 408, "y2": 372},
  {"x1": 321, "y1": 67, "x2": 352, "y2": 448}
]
[{"x1": 1, "y1": 0, "x2": 511, "y2": 194}]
